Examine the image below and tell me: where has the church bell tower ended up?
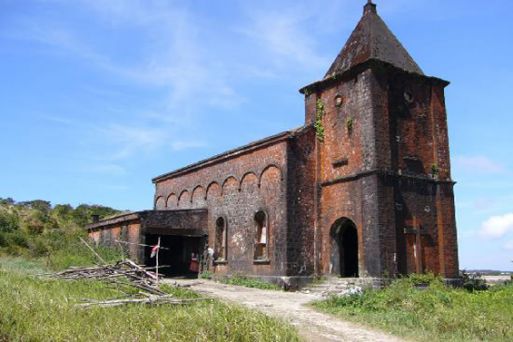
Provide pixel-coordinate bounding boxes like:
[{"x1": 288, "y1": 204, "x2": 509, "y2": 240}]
[{"x1": 300, "y1": 1, "x2": 459, "y2": 279}]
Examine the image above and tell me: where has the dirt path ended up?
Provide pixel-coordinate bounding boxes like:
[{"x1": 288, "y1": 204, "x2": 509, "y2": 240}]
[{"x1": 166, "y1": 279, "x2": 403, "y2": 342}]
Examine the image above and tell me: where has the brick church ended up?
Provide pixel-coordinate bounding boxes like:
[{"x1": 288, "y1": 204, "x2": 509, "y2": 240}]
[{"x1": 88, "y1": 1, "x2": 459, "y2": 286}]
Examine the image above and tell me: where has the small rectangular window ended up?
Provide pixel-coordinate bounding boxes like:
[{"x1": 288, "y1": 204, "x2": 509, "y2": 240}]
[
  {"x1": 254, "y1": 211, "x2": 268, "y2": 261},
  {"x1": 215, "y1": 217, "x2": 227, "y2": 262}
]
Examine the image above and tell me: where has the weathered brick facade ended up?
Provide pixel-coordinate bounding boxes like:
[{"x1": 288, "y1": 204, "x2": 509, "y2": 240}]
[{"x1": 88, "y1": 2, "x2": 459, "y2": 284}]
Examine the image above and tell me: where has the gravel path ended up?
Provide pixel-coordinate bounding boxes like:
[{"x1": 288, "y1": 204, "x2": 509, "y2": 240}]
[{"x1": 166, "y1": 279, "x2": 403, "y2": 342}]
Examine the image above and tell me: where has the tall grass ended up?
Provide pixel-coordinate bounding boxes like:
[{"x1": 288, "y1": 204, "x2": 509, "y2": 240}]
[
  {"x1": 0, "y1": 261, "x2": 300, "y2": 341},
  {"x1": 312, "y1": 274, "x2": 513, "y2": 341},
  {"x1": 221, "y1": 275, "x2": 282, "y2": 291}
]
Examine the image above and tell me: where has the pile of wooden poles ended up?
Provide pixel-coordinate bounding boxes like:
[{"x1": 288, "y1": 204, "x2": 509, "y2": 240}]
[
  {"x1": 50, "y1": 258, "x2": 166, "y2": 295},
  {"x1": 43, "y1": 238, "x2": 209, "y2": 308}
]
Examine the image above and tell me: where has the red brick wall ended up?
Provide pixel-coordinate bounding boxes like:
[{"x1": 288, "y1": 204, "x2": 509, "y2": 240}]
[
  {"x1": 88, "y1": 221, "x2": 142, "y2": 262},
  {"x1": 127, "y1": 223, "x2": 141, "y2": 261},
  {"x1": 287, "y1": 126, "x2": 317, "y2": 276},
  {"x1": 90, "y1": 230, "x2": 101, "y2": 245},
  {"x1": 385, "y1": 70, "x2": 459, "y2": 278},
  {"x1": 308, "y1": 69, "x2": 387, "y2": 277},
  {"x1": 303, "y1": 64, "x2": 459, "y2": 278},
  {"x1": 154, "y1": 141, "x2": 289, "y2": 276}
]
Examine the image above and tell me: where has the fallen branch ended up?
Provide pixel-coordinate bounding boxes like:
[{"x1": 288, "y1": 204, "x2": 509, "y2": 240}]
[
  {"x1": 168, "y1": 280, "x2": 204, "y2": 288},
  {"x1": 76, "y1": 295, "x2": 210, "y2": 308}
]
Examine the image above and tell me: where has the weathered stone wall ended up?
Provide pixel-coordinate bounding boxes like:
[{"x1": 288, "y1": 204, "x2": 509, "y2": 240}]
[
  {"x1": 306, "y1": 69, "x2": 385, "y2": 277},
  {"x1": 89, "y1": 230, "x2": 101, "y2": 244},
  {"x1": 154, "y1": 141, "x2": 289, "y2": 277},
  {"x1": 127, "y1": 222, "x2": 141, "y2": 261},
  {"x1": 141, "y1": 209, "x2": 207, "y2": 234},
  {"x1": 287, "y1": 126, "x2": 317, "y2": 276},
  {"x1": 384, "y1": 70, "x2": 459, "y2": 278},
  {"x1": 435, "y1": 183, "x2": 459, "y2": 278},
  {"x1": 88, "y1": 219, "x2": 142, "y2": 262},
  {"x1": 302, "y1": 64, "x2": 458, "y2": 278}
]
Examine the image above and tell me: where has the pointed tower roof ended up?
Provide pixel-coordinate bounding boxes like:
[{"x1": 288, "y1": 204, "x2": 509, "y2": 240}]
[{"x1": 324, "y1": 1, "x2": 423, "y2": 79}]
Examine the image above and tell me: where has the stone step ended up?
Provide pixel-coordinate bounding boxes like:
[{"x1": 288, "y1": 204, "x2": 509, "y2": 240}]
[
  {"x1": 300, "y1": 277, "x2": 379, "y2": 297},
  {"x1": 301, "y1": 288, "x2": 363, "y2": 297},
  {"x1": 305, "y1": 285, "x2": 353, "y2": 290}
]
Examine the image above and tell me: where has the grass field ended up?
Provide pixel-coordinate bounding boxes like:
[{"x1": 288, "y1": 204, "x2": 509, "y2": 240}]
[
  {"x1": 0, "y1": 257, "x2": 299, "y2": 341},
  {"x1": 312, "y1": 275, "x2": 513, "y2": 342}
]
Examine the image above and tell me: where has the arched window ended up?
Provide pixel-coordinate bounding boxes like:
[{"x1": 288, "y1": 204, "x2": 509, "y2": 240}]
[
  {"x1": 254, "y1": 211, "x2": 268, "y2": 261},
  {"x1": 215, "y1": 217, "x2": 227, "y2": 262}
]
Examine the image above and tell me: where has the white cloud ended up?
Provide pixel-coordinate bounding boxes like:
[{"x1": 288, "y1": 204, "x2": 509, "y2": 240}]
[
  {"x1": 504, "y1": 240, "x2": 513, "y2": 251},
  {"x1": 41, "y1": 115, "x2": 75, "y2": 126},
  {"x1": 239, "y1": 8, "x2": 328, "y2": 69},
  {"x1": 87, "y1": 163, "x2": 127, "y2": 176},
  {"x1": 455, "y1": 155, "x2": 506, "y2": 174},
  {"x1": 8, "y1": 0, "x2": 242, "y2": 115},
  {"x1": 96, "y1": 124, "x2": 167, "y2": 160},
  {"x1": 76, "y1": 0, "x2": 243, "y2": 112},
  {"x1": 479, "y1": 213, "x2": 513, "y2": 239},
  {"x1": 93, "y1": 123, "x2": 206, "y2": 160},
  {"x1": 6, "y1": 1, "x2": 235, "y2": 161},
  {"x1": 171, "y1": 141, "x2": 206, "y2": 152}
]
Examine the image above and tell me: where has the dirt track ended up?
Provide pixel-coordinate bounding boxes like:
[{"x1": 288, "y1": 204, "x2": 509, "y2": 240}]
[{"x1": 166, "y1": 279, "x2": 402, "y2": 342}]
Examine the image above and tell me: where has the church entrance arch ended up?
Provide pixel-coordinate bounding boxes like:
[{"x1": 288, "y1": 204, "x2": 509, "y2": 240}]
[{"x1": 330, "y1": 218, "x2": 359, "y2": 277}]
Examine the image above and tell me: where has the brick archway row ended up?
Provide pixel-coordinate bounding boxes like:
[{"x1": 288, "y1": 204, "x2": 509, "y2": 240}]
[{"x1": 154, "y1": 164, "x2": 283, "y2": 209}]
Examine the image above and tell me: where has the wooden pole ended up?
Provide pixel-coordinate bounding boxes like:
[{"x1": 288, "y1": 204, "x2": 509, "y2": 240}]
[
  {"x1": 413, "y1": 216, "x2": 423, "y2": 273},
  {"x1": 156, "y1": 236, "x2": 161, "y2": 288},
  {"x1": 79, "y1": 237, "x2": 107, "y2": 265},
  {"x1": 114, "y1": 240, "x2": 169, "y2": 250}
]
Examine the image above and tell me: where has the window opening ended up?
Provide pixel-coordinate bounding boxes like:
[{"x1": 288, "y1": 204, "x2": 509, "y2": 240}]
[
  {"x1": 254, "y1": 211, "x2": 268, "y2": 260},
  {"x1": 215, "y1": 217, "x2": 227, "y2": 261}
]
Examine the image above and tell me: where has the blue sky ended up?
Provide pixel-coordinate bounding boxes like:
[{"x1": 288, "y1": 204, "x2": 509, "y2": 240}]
[{"x1": 1, "y1": 0, "x2": 512, "y2": 271}]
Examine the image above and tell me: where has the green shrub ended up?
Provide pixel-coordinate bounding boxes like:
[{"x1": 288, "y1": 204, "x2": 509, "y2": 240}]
[
  {"x1": 313, "y1": 275, "x2": 513, "y2": 341},
  {"x1": 200, "y1": 270, "x2": 213, "y2": 279},
  {"x1": 0, "y1": 198, "x2": 123, "y2": 267},
  {"x1": 27, "y1": 236, "x2": 50, "y2": 257},
  {"x1": 461, "y1": 270, "x2": 488, "y2": 292},
  {"x1": 0, "y1": 208, "x2": 18, "y2": 233},
  {"x1": 7, "y1": 230, "x2": 29, "y2": 249}
]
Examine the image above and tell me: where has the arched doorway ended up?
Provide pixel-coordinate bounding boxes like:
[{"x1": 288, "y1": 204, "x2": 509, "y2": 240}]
[{"x1": 330, "y1": 218, "x2": 359, "y2": 277}]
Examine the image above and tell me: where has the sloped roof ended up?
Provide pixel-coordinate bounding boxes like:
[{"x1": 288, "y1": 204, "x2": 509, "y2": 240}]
[
  {"x1": 324, "y1": 1, "x2": 423, "y2": 78},
  {"x1": 152, "y1": 126, "x2": 311, "y2": 183}
]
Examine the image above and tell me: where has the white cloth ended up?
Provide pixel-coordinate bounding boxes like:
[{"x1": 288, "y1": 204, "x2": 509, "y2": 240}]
[{"x1": 259, "y1": 226, "x2": 267, "y2": 244}]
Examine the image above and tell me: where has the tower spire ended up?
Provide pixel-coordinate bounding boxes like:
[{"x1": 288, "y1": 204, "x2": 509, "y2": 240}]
[
  {"x1": 323, "y1": 0, "x2": 423, "y2": 78},
  {"x1": 364, "y1": 0, "x2": 377, "y2": 14}
]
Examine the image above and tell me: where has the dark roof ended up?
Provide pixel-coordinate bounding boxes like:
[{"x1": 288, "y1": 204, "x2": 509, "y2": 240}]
[
  {"x1": 85, "y1": 209, "x2": 208, "y2": 231},
  {"x1": 86, "y1": 211, "x2": 142, "y2": 230},
  {"x1": 152, "y1": 126, "x2": 311, "y2": 183},
  {"x1": 324, "y1": 1, "x2": 423, "y2": 79}
]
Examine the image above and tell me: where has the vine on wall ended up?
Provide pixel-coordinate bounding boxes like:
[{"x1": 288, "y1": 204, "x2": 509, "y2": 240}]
[
  {"x1": 346, "y1": 116, "x2": 354, "y2": 134},
  {"x1": 315, "y1": 98, "x2": 325, "y2": 141}
]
